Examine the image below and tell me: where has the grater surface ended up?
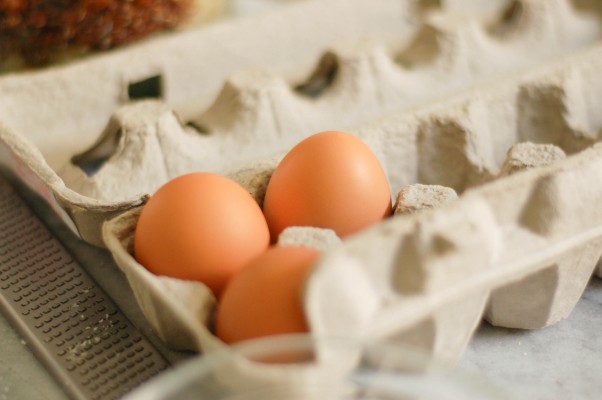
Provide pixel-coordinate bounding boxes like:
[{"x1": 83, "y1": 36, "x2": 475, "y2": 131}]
[{"x1": 0, "y1": 174, "x2": 170, "y2": 400}]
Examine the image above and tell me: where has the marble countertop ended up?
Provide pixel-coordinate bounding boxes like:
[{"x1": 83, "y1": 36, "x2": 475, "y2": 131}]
[
  {"x1": 461, "y1": 278, "x2": 602, "y2": 400},
  {"x1": 0, "y1": 180, "x2": 600, "y2": 400}
]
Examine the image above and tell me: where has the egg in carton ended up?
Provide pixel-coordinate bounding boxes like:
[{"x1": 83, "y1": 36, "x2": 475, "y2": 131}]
[{"x1": 1, "y1": 0, "x2": 602, "y2": 367}]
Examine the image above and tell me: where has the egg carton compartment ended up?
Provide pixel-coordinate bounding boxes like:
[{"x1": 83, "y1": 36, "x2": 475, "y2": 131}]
[
  {"x1": 102, "y1": 38, "x2": 602, "y2": 364},
  {"x1": 2, "y1": 0, "x2": 602, "y2": 248}
]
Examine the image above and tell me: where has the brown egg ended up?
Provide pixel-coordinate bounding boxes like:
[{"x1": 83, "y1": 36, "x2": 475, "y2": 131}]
[
  {"x1": 263, "y1": 131, "x2": 392, "y2": 241},
  {"x1": 134, "y1": 172, "x2": 270, "y2": 297},
  {"x1": 215, "y1": 246, "x2": 319, "y2": 344}
]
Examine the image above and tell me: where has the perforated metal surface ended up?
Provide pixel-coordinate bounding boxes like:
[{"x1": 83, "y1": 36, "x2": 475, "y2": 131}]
[{"x1": 0, "y1": 175, "x2": 169, "y2": 400}]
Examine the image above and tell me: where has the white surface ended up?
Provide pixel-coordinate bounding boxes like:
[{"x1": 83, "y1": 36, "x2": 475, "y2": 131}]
[
  {"x1": 462, "y1": 277, "x2": 602, "y2": 400},
  {"x1": 0, "y1": 316, "x2": 64, "y2": 400}
]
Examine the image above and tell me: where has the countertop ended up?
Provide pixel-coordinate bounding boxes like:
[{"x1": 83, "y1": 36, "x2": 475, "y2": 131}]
[{"x1": 0, "y1": 179, "x2": 600, "y2": 400}]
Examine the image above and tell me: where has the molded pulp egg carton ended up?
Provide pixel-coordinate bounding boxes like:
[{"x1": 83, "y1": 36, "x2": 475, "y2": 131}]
[
  {"x1": 1, "y1": 0, "x2": 602, "y2": 361},
  {"x1": 0, "y1": 0, "x2": 416, "y2": 246}
]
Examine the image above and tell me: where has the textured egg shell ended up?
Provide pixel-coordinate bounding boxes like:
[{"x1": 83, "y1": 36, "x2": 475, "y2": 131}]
[
  {"x1": 263, "y1": 131, "x2": 392, "y2": 240},
  {"x1": 134, "y1": 172, "x2": 270, "y2": 297},
  {"x1": 216, "y1": 246, "x2": 319, "y2": 344}
]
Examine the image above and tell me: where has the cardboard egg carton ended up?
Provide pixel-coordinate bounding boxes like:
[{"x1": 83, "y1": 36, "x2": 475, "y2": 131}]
[
  {"x1": 58, "y1": 0, "x2": 602, "y2": 203},
  {"x1": 0, "y1": 0, "x2": 417, "y2": 169},
  {"x1": 2, "y1": 0, "x2": 602, "y2": 247},
  {"x1": 0, "y1": 0, "x2": 420, "y2": 247},
  {"x1": 103, "y1": 37, "x2": 602, "y2": 361},
  {"x1": 1, "y1": 0, "x2": 602, "y2": 360}
]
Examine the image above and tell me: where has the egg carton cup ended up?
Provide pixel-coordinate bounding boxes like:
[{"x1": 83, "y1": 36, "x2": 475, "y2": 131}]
[
  {"x1": 102, "y1": 36, "x2": 602, "y2": 364},
  {"x1": 2, "y1": 0, "x2": 602, "y2": 249}
]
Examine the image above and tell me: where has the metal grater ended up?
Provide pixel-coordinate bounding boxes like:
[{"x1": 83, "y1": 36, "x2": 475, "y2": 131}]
[{"x1": 0, "y1": 174, "x2": 170, "y2": 400}]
